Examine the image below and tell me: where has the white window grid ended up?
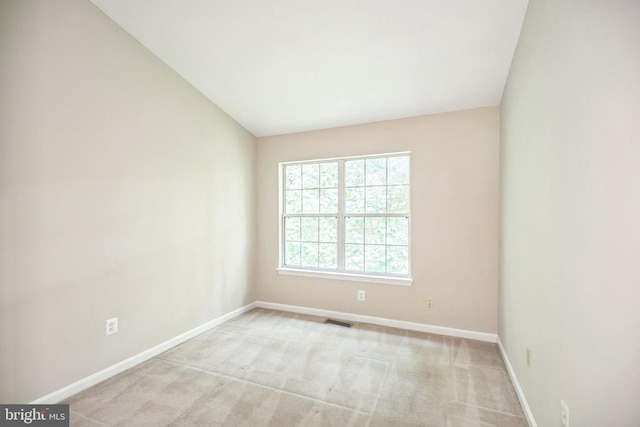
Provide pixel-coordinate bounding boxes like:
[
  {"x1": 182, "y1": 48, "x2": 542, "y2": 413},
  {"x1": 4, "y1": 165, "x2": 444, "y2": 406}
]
[{"x1": 279, "y1": 153, "x2": 411, "y2": 278}]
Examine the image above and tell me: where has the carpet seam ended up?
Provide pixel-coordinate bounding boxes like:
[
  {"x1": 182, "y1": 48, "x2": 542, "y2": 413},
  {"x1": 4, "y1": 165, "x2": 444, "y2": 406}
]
[
  {"x1": 454, "y1": 401, "x2": 528, "y2": 419},
  {"x1": 364, "y1": 359, "x2": 391, "y2": 427},
  {"x1": 452, "y1": 400, "x2": 528, "y2": 419},
  {"x1": 157, "y1": 358, "x2": 370, "y2": 416}
]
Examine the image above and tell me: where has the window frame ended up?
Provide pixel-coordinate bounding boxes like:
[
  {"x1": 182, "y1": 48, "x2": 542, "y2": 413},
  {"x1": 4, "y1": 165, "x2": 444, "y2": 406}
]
[{"x1": 277, "y1": 152, "x2": 412, "y2": 286}]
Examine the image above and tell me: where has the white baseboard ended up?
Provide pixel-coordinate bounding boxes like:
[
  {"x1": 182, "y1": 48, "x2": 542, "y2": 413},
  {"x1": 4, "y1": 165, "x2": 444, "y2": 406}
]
[
  {"x1": 496, "y1": 336, "x2": 537, "y2": 427},
  {"x1": 31, "y1": 302, "x2": 257, "y2": 404},
  {"x1": 256, "y1": 301, "x2": 497, "y2": 343}
]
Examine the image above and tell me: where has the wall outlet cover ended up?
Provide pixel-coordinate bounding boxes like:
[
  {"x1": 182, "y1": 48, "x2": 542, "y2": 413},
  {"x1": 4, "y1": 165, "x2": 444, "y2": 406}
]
[
  {"x1": 106, "y1": 318, "x2": 118, "y2": 336},
  {"x1": 561, "y1": 399, "x2": 569, "y2": 427}
]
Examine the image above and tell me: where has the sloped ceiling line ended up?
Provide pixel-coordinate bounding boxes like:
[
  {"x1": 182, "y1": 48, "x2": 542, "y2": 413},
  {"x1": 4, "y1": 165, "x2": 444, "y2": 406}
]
[{"x1": 90, "y1": 0, "x2": 529, "y2": 137}]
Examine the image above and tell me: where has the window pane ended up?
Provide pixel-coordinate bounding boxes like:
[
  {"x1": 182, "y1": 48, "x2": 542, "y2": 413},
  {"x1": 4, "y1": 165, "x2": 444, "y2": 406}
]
[
  {"x1": 301, "y1": 217, "x2": 319, "y2": 242},
  {"x1": 285, "y1": 190, "x2": 302, "y2": 214},
  {"x1": 285, "y1": 217, "x2": 301, "y2": 241},
  {"x1": 320, "y1": 162, "x2": 338, "y2": 188},
  {"x1": 345, "y1": 187, "x2": 365, "y2": 213},
  {"x1": 387, "y1": 246, "x2": 409, "y2": 274},
  {"x1": 319, "y1": 243, "x2": 337, "y2": 268},
  {"x1": 282, "y1": 155, "x2": 410, "y2": 277},
  {"x1": 302, "y1": 189, "x2": 320, "y2": 213},
  {"x1": 365, "y1": 186, "x2": 387, "y2": 213},
  {"x1": 345, "y1": 217, "x2": 364, "y2": 243},
  {"x1": 387, "y1": 217, "x2": 408, "y2": 245},
  {"x1": 388, "y1": 156, "x2": 409, "y2": 185},
  {"x1": 388, "y1": 185, "x2": 409, "y2": 213},
  {"x1": 365, "y1": 217, "x2": 386, "y2": 244},
  {"x1": 302, "y1": 164, "x2": 320, "y2": 189},
  {"x1": 345, "y1": 160, "x2": 364, "y2": 186},
  {"x1": 285, "y1": 241, "x2": 301, "y2": 266},
  {"x1": 365, "y1": 245, "x2": 386, "y2": 273},
  {"x1": 345, "y1": 244, "x2": 364, "y2": 271},
  {"x1": 319, "y1": 217, "x2": 337, "y2": 243},
  {"x1": 301, "y1": 243, "x2": 318, "y2": 267},
  {"x1": 285, "y1": 165, "x2": 301, "y2": 189},
  {"x1": 319, "y1": 188, "x2": 338, "y2": 213},
  {"x1": 366, "y1": 158, "x2": 386, "y2": 186}
]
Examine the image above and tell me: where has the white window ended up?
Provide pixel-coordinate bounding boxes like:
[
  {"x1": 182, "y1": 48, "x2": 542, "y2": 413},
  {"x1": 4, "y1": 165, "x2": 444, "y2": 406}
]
[{"x1": 279, "y1": 153, "x2": 411, "y2": 285}]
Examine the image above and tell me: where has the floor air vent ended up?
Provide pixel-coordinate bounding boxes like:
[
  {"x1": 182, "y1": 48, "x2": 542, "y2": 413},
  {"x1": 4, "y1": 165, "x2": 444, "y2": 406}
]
[{"x1": 324, "y1": 319, "x2": 353, "y2": 328}]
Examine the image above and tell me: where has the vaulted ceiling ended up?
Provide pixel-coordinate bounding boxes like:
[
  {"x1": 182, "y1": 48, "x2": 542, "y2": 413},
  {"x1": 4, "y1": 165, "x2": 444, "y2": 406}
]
[{"x1": 90, "y1": 0, "x2": 528, "y2": 137}]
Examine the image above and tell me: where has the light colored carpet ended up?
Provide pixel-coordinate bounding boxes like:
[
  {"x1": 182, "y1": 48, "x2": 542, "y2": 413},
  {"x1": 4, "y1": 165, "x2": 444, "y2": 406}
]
[{"x1": 66, "y1": 308, "x2": 527, "y2": 426}]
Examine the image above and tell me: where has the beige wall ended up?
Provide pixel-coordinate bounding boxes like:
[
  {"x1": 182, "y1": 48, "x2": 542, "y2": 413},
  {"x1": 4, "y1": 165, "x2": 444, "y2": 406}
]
[
  {"x1": 500, "y1": 0, "x2": 640, "y2": 425},
  {"x1": 0, "y1": 0, "x2": 255, "y2": 403},
  {"x1": 256, "y1": 108, "x2": 500, "y2": 333}
]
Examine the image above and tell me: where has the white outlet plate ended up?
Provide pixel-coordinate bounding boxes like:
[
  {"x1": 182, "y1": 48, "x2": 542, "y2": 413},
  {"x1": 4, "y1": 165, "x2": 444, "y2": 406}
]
[
  {"x1": 561, "y1": 399, "x2": 569, "y2": 427},
  {"x1": 106, "y1": 318, "x2": 118, "y2": 336},
  {"x1": 357, "y1": 290, "x2": 365, "y2": 301},
  {"x1": 426, "y1": 297, "x2": 433, "y2": 308}
]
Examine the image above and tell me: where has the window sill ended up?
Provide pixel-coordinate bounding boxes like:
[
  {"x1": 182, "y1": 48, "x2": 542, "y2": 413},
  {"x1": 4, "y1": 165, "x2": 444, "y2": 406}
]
[{"x1": 277, "y1": 268, "x2": 413, "y2": 286}]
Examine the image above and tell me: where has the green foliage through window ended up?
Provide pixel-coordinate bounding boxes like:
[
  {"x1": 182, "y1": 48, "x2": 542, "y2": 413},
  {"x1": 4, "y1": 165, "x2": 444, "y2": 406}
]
[{"x1": 282, "y1": 154, "x2": 410, "y2": 276}]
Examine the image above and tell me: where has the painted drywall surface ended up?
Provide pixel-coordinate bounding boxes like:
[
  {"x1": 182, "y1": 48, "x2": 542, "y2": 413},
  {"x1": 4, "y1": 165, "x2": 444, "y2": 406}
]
[
  {"x1": 0, "y1": 0, "x2": 255, "y2": 402},
  {"x1": 255, "y1": 108, "x2": 500, "y2": 334},
  {"x1": 500, "y1": 0, "x2": 640, "y2": 425}
]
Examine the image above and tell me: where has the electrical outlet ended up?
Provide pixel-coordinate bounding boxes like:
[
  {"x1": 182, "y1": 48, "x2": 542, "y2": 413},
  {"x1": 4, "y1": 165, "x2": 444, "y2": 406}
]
[
  {"x1": 106, "y1": 318, "x2": 118, "y2": 336},
  {"x1": 561, "y1": 399, "x2": 570, "y2": 427},
  {"x1": 526, "y1": 348, "x2": 532, "y2": 367},
  {"x1": 426, "y1": 296, "x2": 433, "y2": 308},
  {"x1": 357, "y1": 290, "x2": 365, "y2": 301}
]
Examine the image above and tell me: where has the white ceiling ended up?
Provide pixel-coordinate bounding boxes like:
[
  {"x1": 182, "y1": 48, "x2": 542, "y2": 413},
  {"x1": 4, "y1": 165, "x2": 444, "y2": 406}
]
[{"x1": 89, "y1": 0, "x2": 528, "y2": 137}]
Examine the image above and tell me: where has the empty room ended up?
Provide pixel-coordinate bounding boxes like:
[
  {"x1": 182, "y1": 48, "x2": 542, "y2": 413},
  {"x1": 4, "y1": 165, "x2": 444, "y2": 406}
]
[{"x1": 1, "y1": 0, "x2": 638, "y2": 426}]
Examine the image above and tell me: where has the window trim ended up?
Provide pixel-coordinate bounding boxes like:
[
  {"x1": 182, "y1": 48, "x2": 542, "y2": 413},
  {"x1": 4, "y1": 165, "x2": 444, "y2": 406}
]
[
  {"x1": 278, "y1": 152, "x2": 412, "y2": 284},
  {"x1": 276, "y1": 267, "x2": 413, "y2": 286}
]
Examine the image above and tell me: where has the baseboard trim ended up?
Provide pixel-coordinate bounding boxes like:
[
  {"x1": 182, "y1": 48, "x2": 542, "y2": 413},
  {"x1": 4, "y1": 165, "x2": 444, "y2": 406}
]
[
  {"x1": 256, "y1": 301, "x2": 497, "y2": 343},
  {"x1": 31, "y1": 302, "x2": 257, "y2": 404},
  {"x1": 496, "y1": 336, "x2": 537, "y2": 427}
]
